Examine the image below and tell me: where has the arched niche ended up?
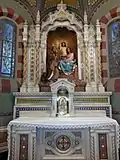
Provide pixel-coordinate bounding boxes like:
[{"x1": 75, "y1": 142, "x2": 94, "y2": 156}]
[
  {"x1": 50, "y1": 78, "x2": 75, "y2": 117},
  {"x1": 40, "y1": 2, "x2": 84, "y2": 80},
  {"x1": 46, "y1": 27, "x2": 77, "y2": 77},
  {"x1": 57, "y1": 87, "x2": 69, "y2": 117}
]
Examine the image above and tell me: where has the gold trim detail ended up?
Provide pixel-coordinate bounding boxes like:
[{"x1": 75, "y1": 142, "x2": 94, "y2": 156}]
[{"x1": 74, "y1": 97, "x2": 108, "y2": 103}]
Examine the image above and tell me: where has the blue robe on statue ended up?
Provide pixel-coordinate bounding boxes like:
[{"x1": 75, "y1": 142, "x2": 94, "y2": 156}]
[{"x1": 59, "y1": 59, "x2": 76, "y2": 75}]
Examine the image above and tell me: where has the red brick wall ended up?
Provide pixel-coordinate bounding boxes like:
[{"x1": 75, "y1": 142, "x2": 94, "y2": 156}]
[
  {"x1": 100, "y1": 7, "x2": 120, "y2": 92},
  {"x1": 114, "y1": 79, "x2": 120, "y2": 92}
]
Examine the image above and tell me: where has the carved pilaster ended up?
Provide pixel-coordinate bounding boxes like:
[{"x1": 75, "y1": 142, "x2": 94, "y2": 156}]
[
  {"x1": 90, "y1": 136, "x2": 95, "y2": 160},
  {"x1": 27, "y1": 25, "x2": 36, "y2": 92},
  {"x1": 96, "y1": 20, "x2": 105, "y2": 92},
  {"x1": 111, "y1": 136, "x2": 116, "y2": 160},
  {"x1": 11, "y1": 136, "x2": 15, "y2": 160},
  {"x1": 7, "y1": 125, "x2": 11, "y2": 160},
  {"x1": 84, "y1": 12, "x2": 90, "y2": 87},
  {"x1": 32, "y1": 137, "x2": 36, "y2": 160},
  {"x1": 88, "y1": 25, "x2": 96, "y2": 83},
  {"x1": 35, "y1": 10, "x2": 40, "y2": 91},
  {"x1": 30, "y1": 45, "x2": 35, "y2": 82},
  {"x1": 88, "y1": 25, "x2": 97, "y2": 92},
  {"x1": 78, "y1": 32, "x2": 84, "y2": 80},
  {"x1": 20, "y1": 20, "x2": 28, "y2": 92}
]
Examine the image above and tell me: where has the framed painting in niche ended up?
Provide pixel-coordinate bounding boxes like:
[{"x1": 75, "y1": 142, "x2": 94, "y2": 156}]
[{"x1": 47, "y1": 27, "x2": 77, "y2": 80}]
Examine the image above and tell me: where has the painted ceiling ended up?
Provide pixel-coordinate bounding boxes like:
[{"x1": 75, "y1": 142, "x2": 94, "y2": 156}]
[{"x1": 0, "y1": 0, "x2": 119, "y2": 23}]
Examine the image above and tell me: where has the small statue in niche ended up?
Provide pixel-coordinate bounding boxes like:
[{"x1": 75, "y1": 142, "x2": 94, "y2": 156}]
[
  {"x1": 48, "y1": 44, "x2": 60, "y2": 81},
  {"x1": 57, "y1": 96, "x2": 69, "y2": 117},
  {"x1": 48, "y1": 45, "x2": 76, "y2": 82},
  {"x1": 59, "y1": 41, "x2": 67, "y2": 57},
  {"x1": 59, "y1": 47, "x2": 76, "y2": 75}
]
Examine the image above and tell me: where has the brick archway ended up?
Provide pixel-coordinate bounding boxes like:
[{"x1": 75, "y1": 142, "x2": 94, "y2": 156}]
[
  {"x1": 0, "y1": 7, "x2": 25, "y2": 92},
  {"x1": 100, "y1": 7, "x2": 120, "y2": 91},
  {"x1": 0, "y1": 7, "x2": 24, "y2": 24}
]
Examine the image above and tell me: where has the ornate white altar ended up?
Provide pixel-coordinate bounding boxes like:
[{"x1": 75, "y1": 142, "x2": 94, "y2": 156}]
[{"x1": 7, "y1": 1, "x2": 119, "y2": 160}]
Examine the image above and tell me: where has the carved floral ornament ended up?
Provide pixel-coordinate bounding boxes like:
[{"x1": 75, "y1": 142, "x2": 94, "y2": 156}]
[{"x1": 41, "y1": 1, "x2": 83, "y2": 32}]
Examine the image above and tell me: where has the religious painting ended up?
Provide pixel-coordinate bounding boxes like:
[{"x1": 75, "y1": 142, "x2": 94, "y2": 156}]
[
  {"x1": 108, "y1": 19, "x2": 120, "y2": 78},
  {"x1": 47, "y1": 27, "x2": 77, "y2": 81}
]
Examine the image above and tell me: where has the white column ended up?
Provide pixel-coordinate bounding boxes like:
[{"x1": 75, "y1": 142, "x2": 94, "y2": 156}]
[
  {"x1": 77, "y1": 32, "x2": 83, "y2": 80},
  {"x1": 84, "y1": 12, "x2": 91, "y2": 92},
  {"x1": 96, "y1": 19, "x2": 105, "y2": 92},
  {"x1": 34, "y1": 10, "x2": 41, "y2": 92},
  {"x1": 88, "y1": 25, "x2": 97, "y2": 92},
  {"x1": 20, "y1": 20, "x2": 28, "y2": 92}
]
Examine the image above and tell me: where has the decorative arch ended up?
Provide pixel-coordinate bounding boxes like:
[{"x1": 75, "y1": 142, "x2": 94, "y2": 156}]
[
  {"x1": 0, "y1": 7, "x2": 24, "y2": 24},
  {"x1": 0, "y1": 8, "x2": 25, "y2": 92},
  {"x1": 40, "y1": 2, "x2": 84, "y2": 80},
  {"x1": 100, "y1": 7, "x2": 120, "y2": 84}
]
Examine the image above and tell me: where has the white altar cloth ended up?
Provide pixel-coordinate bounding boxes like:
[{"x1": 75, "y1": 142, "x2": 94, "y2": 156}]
[{"x1": 9, "y1": 116, "x2": 118, "y2": 129}]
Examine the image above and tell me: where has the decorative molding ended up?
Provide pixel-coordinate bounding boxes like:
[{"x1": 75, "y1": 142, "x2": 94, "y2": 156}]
[
  {"x1": 74, "y1": 92, "x2": 112, "y2": 96},
  {"x1": 16, "y1": 98, "x2": 52, "y2": 104},
  {"x1": 50, "y1": 78, "x2": 75, "y2": 93},
  {"x1": 13, "y1": 92, "x2": 52, "y2": 96},
  {"x1": 9, "y1": 121, "x2": 117, "y2": 130},
  {"x1": 74, "y1": 106, "x2": 110, "y2": 116},
  {"x1": 15, "y1": 106, "x2": 51, "y2": 118},
  {"x1": 74, "y1": 97, "x2": 108, "y2": 103}
]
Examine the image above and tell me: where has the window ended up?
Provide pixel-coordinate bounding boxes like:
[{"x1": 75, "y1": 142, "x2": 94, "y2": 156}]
[
  {"x1": 108, "y1": 19, "x2": 120, "y2": 78},
  {"x1": 0, "y1": 19, "x2": 16, "y2": 77}
]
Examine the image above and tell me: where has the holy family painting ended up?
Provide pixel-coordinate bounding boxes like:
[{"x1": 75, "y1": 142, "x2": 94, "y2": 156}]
[{"x1": 46, "y1": 27, "x2": 77, "y2": 81}]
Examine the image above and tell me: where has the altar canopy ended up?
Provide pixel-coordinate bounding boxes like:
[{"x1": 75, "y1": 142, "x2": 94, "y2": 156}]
[{"x1": 7, "y1": 1, "x2": 119, "y2": 160}]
